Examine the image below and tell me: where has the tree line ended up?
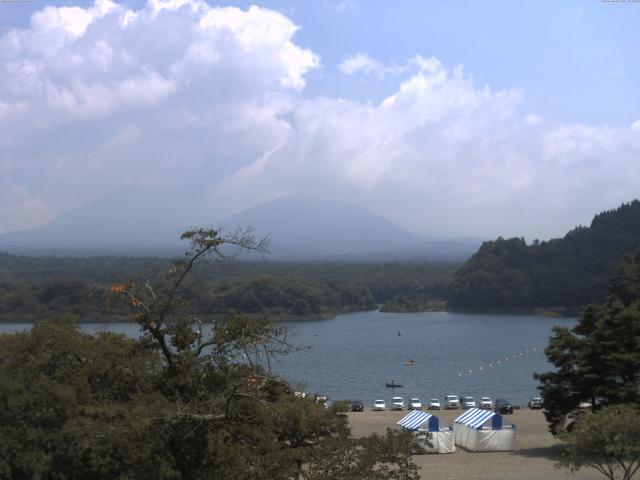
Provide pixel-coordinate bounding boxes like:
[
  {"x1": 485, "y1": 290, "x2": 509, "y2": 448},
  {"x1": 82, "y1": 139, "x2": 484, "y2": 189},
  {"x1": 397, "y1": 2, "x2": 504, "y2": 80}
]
[
  {"x1": 449, "y1": 200, "x2": 640, "y2": 312},
  {"x1": 0, "y1": 254, "x2": 457, "y2": 322}
]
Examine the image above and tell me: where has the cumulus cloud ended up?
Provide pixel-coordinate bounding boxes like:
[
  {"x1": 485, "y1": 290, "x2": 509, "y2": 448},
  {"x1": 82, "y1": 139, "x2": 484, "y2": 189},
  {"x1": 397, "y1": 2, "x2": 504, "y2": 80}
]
[
  {"x1": 0, "y1": 0, "x2": 318, "y2": 233},
  {"x1": 338, "y1": 52, "x2": 382, "y2": 76},
  {"x1": 215, "y1": 57, "x2": 640, "y2": 238},
  {"x1": 1, "y1": 0, "x2": 639, "y2": 239},
  {"x1": 338, "y1": 52, "x2": 405, "y2": 78}
]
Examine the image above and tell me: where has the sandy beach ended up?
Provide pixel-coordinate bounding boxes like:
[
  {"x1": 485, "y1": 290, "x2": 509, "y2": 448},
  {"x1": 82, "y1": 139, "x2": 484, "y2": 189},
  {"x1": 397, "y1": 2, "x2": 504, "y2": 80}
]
[{"x1": 347, "y1": 408, "x2": 607, "y2": 480}]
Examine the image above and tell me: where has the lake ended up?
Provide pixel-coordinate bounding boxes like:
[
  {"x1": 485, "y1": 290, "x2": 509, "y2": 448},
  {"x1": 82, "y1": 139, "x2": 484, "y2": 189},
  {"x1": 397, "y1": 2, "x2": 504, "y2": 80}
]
[{"x1": 0, "y1": 310, "x2": 575, "y2": 405}]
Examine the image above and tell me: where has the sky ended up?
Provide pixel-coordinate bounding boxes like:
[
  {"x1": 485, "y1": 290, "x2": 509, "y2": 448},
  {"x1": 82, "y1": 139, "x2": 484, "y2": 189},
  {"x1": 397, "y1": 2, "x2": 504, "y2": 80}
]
[{"x1": 0, "y1": 0, "x2": 639, "y2": 239}]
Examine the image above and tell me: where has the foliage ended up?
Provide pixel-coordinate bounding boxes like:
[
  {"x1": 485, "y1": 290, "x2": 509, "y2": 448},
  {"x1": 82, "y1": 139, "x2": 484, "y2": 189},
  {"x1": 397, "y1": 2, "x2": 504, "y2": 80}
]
[
  {"x1": 0, "y1": 228, "x2": 422, "y2": 479},
  {"x1": 535, "y1": 250, "x2": 640, "y2": 434},
  {"x1": 449, "y1": 200, "x2": 640, "y2": 311},
  {"x1": 302, "y1": 430, "x2": 422, "y2": 480},
  {"x1": 0, "y1": 316, "x2": 173, "y2": 479},
  {"x1": 380, "y1": 293, "x2": 447, "y2": 313},
  {"x1": 558, "y1": 404, "x2": 640, "y2": 480},
  {"x1": 0, "y1": 252, "x2": 458, "y2": 322}
]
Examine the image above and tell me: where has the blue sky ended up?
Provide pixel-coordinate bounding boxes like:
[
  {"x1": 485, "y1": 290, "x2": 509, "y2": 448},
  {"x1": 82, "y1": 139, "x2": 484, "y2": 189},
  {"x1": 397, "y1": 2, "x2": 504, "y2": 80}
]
[{"x1": 0, "y1": 0, "x2": 639, "y2": 238}]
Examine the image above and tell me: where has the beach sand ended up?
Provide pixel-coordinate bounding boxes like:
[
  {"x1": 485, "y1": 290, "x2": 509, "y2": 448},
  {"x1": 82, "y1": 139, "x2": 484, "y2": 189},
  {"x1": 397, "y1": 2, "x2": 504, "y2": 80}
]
[{"x1": 347, "y1": 408, "x2": 607, "y2": 480}]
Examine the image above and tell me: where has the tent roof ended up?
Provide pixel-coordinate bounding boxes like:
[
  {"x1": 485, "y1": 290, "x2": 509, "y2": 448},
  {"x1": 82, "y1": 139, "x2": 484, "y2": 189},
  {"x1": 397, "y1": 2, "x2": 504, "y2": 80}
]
[
  {"x1": 397, "y1": 410, "x2": 433, "y2": 430},
  {"x1": 454, "y1": 408, "x2": 497, "y2": 429}
]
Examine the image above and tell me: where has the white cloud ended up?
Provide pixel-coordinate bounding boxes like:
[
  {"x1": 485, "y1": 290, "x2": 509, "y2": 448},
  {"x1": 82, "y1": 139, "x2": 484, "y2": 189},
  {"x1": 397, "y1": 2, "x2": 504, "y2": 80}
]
[
  {"x1": 524, "y1": 113, "x2": 543, "y2": 125},
  {"x1": 1, "y1": 1, "x2": 639, "y2": 240},
  {"x1": 338, "y1": 52, "x2": 406, "y2": 78},
  {"x1": 338, "y1": 52, "x2": 382, "y2": 76},
  {"x1": 215, "y1": 56, "x2": 640, "y2": 238},
  {"x1": 0, "y1": 186, "x2": 53, "y2": 234},
  {"x1": 0, "y1": 0, "x2": 318, "y2": 233}
]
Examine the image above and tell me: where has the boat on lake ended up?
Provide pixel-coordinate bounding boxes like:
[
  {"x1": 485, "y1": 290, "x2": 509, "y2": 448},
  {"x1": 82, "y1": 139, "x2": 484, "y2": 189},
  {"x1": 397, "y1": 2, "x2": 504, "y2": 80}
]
[
  {"x1": 386, "y1": 381, "x2": 403, "y2": 388},
  {"x1": 403, "y1": 359, "x2": 415, "y2": 366}
]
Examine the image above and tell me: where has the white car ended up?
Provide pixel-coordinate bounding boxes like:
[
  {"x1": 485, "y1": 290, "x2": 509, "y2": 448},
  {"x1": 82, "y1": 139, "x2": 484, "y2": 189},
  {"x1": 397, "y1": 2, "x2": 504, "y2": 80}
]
[
  {"x1": 409, "y1": 398, "x2": 422, "y2": 410},
  {"x1": 373, "y1": 399, "x2": 386, "y2": 411},
  {"x1": 463, "y1": 396, "x2": 476, "y2": 409},
  {"x1": 445, "y1": 395, "x2": 459, "y2": 409},
  {"x1": 480, "y1": 397, "x2": 493, "y2": 409},
  {"x1": 391, "y1": 396, "x2": 405, "y2": 410},
  {"x1": 428, "y1": 398, "x2": 441, "y2": 410}
]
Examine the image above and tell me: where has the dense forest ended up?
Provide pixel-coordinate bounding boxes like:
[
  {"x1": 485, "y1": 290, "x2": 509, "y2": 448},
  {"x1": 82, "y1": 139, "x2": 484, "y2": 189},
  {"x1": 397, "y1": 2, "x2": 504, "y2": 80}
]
[
  {"x1": 0, "y1": 254, "x2": 457, "y2": 322},
  {"x1": 449, "y1": 200, "x2": 640, "y2": 312}
]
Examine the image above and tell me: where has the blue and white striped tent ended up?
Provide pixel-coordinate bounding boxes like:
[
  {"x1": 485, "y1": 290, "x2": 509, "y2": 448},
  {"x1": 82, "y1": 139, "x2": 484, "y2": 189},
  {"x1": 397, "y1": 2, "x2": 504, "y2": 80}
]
[
  {"x1": 397, "y1": 410, "x2": 439, "y2": 432},
  {"x1": 454, "y1": 408, "x2": 502, "y2": 430},
  {"x1": 453, "y1": 408, "x2": 515, "y2": 452},
  {"x1": 397, "y1": 410, "x2": 455, "y2": 453}
]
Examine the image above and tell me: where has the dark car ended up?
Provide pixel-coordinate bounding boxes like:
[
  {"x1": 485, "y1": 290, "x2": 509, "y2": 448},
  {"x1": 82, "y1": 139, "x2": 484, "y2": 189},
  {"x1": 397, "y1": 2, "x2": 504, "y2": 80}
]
[
  {"x1": 494, "y1": 398, "x2": 514, "y2": 414},
  {"x1": 351, "y1": 400, "x2": 365, "y2": 412},
  {"x1": 528, "y1": 397, "x2": 543, "y2": 409}
]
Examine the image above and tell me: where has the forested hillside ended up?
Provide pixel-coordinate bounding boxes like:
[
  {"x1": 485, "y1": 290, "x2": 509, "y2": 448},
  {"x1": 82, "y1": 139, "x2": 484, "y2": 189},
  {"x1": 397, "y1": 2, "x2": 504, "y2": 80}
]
[
  {"x1": 448, "y1": 200, "x2": 640, "y2": 312},
  {"x1": 0, "y1": 255, "x2": 457, "y2": 322}
]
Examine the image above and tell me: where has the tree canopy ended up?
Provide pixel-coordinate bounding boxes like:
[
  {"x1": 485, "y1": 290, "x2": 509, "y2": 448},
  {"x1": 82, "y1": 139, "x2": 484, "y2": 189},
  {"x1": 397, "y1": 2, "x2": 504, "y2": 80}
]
[
  {"x1": 534, "y1": 250, "x2": 640, "y2": 434},
  {"x1": 449, "y1": 200, "x2": 640, "y2": 312},
  {"x1": 558, "y1": 404, "x2": 640, "y2": 480},
  {"x1": 0, "y1": 252, "x2": 456, "y2": 323},
  {"x1": 0, "y1": 228, "x2": 421, "y2": 479}
]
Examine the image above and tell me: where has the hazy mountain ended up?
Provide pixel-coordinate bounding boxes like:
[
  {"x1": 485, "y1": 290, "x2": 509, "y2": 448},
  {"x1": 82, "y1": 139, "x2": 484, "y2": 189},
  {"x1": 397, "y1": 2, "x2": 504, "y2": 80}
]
[
  {"x1": 0, "y1": 191, "x2": 480, "y2": 259},
  {"x1": 0, "y1": 188, "x2": 197, "y2": 255},
  {"x1": 217, "y1": 196, "x2": 480, "y2": 260}
]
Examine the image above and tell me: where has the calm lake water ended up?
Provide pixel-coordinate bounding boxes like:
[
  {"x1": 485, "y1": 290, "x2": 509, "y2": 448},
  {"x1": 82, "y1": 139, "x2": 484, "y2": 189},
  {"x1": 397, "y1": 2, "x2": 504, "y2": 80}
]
[{"x1": 1, "y1": 311, "x2": 575, "y2": 405}]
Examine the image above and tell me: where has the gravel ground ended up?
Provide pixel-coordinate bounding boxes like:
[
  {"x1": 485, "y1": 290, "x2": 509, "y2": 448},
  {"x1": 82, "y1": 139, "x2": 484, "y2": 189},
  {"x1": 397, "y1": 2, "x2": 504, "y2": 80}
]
[{"x1": 347, "y1": 408, "x2": 609, "y2": 480}]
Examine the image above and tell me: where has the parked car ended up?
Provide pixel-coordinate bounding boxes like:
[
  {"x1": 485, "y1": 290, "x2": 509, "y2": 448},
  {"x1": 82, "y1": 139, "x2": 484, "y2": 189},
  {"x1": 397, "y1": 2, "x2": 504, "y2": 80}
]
[
  {"x1": 445, "y1": 395, "x2": 459, "y2": 409},
  {"x1": 428, "y1": 398, "x2": 441, "y2": 410},
  {"x1": 578, "y1": 400, "x2": 593, "y2": 410},
  {"x1": 373, "y1": 399, "x2": 386, "y2": 411},
  {"x1": 494, "y1": 398, "x2": 514, "y2": 414},
  {"x1": 462, "y1": 396, "x2": 476, "y2": 409},
  {"x1": 391, "y1": 396, "x2": 405, "y2": 410},
  {"x1": 409, "y1": 398, "x2": 422, "y2": 410},
  {"x1": 351, "y1": 400, "x2": 364, "y2": 412},
  {"x1": 480, "y1": 397, "x2": 493, "y2": 409},
  {"x1": 528, "y1": 397, "x2": 543, "y2": 409}
]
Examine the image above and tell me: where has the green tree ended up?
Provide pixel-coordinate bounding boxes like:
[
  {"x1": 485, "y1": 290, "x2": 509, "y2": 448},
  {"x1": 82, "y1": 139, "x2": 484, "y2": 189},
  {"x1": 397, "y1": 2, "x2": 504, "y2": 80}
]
[
  {"x1": 535, "y1": 251, "x2": 640, "y2": 434},
  {"x1": 0, "y1": 316, "x2": 173, "y2": 479},
  {"x1": 302, "y1": 430, "x2": 421, "y2": 480},
  {"x1": 0, "y1": 228, "x2": 421, "y2": 479},
  {"x1": 558, "y1": 404, "x2": 640, "y2": 480}
]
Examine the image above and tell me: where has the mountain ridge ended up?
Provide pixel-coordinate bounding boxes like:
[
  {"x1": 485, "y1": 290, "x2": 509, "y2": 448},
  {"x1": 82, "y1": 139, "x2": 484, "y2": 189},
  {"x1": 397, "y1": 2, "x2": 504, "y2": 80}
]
[
  {"x1": 448, "y1": 200, "x2": 640, "y2": 311},
  {"x1": 0, "y1": 191, "x2": 480, "y2": 260}
]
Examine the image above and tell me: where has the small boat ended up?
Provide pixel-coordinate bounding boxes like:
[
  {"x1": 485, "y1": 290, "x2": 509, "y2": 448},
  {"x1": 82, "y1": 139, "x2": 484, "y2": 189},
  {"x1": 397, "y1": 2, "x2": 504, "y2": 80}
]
[
  {"x1": 403, "y1": 359, "x2": 415, "y2": 366},
  {"x1": 385, "y1": 382, "x2": 404, "y2": 388}
]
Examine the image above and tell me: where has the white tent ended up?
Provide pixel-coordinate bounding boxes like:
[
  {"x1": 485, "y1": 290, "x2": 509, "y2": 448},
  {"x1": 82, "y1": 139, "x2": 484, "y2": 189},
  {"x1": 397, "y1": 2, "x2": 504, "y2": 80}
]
[
  {"x1": 453, "y1": 408, "x2": 515, "y2": 452},
  {"x1": 396, "y1": 410, "x2": 455, "y2": 454}
]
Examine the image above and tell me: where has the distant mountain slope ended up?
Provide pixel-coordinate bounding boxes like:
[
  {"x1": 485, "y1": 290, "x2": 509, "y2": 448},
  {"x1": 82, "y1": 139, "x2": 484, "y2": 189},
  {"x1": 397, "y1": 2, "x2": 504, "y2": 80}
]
[
  {"x1": 217, "y1": 196, "x2": 480, "y2": 259},
  {"x1": 217, "y1": 195, "x2": 423, "y2": 257},
  {"x1": 0, "y1": 188, "x2": 199, "y2": 255},
  {"x1": 0, "y1": 192, "x2": 479, "y2": 259},
  {"x1": 448, "y1": 200, "x2": 640, "y2": 311}
]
